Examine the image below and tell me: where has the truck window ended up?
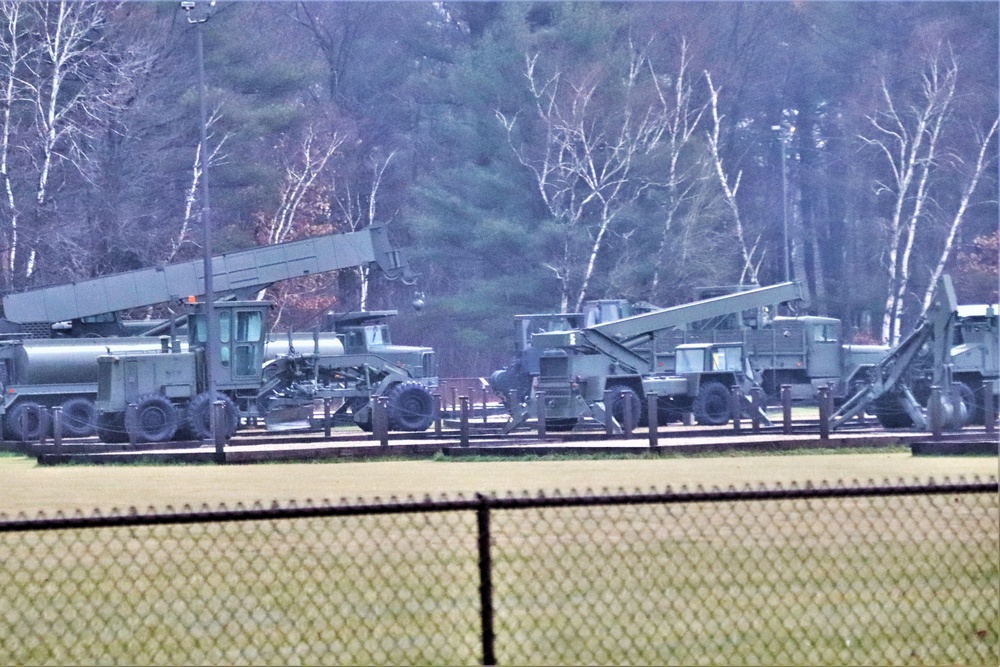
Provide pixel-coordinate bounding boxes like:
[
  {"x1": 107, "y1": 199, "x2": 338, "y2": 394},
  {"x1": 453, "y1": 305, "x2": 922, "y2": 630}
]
[
  {"x1": 676, "y1": 348, "x2": 705, "y2": 374},
  {"x1": 711, "y1": 346, "x2": 743, "y2": 372},
  {"x1": 235, "y1": 311, "x2": 263, "y2": 342},
  {"x1": 812, "y1": 324, "x2": 838, "y2": 343}
]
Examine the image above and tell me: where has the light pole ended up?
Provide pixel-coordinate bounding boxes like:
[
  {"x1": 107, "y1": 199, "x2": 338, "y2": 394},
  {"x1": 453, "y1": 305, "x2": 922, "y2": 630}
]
[
  {"x1": 182, "y1": 1, "x2": 220, "y2": 457},
  {"x1": 771, "y1": 123, "x2": 791, "y2": 283}
]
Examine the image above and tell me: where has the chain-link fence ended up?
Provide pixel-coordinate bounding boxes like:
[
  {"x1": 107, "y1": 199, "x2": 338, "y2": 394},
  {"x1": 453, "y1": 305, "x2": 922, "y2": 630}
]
[{"x1": 1, "y1": 478, "x2": 997, "y2": 665}]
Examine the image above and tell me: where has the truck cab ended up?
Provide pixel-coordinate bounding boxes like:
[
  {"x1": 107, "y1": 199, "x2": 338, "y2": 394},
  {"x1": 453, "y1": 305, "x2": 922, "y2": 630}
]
[{"x1": 324, "y1": 310, "x2": 437, "y2": 386}]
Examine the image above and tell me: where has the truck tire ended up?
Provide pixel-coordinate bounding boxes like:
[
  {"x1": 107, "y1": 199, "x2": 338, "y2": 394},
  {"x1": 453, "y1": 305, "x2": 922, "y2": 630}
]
[
  {"x1": 6, "y1": 402, "x2": 51, "y2": 442},
  {"x1": 872, "y1": 394, "x2": 913, "y2": 429},
  {"x1": 958, "y1": 381, "x2": 984, "y2": 425},
  {"x1": 607, "y1": 385, "x2": 642, "y2": 431},
  {"x1": 134, "y1": 394, "x2": 178, "y2": 443},
  {"x1": 95, "y1": 412, "x2": 128, "y2": 443},
  {"x1": 60, "y1": 398, "x2": 97, "y2": 438},
  {"x1": 185, "y1": 392, "x2": 239, "y2": 440},
  {"x1": 386, "y1": 381, "x2": 434, "y2": 431},
  {"x1": 692, "y1": 382, "x2": 732, "y2": 426}
]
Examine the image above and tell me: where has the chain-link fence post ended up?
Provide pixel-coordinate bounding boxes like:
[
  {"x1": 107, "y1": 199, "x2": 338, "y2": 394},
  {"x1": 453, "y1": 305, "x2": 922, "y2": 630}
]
[
  {"x1": 323, "y1": 398, "x2": 332, "y2": 439},
  {"x1": 476, "y1": 493, "x2": 496, "y2": 666}
]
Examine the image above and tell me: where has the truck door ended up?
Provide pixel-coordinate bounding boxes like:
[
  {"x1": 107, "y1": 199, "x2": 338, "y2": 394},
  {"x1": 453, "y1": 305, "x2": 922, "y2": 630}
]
[{"x1": 807, "y1": 321, "x2": 841, "y2": 379}]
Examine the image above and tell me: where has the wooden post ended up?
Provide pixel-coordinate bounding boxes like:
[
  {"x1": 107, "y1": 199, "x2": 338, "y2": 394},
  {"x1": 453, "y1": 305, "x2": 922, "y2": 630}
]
[
  {"x1": 603, "y1": 389, "x2": 615, "y2": 439},
  {"x1": 929, "y1": 385, "x2": 943, "y2": 440},
  {"x1": 750, "y1": 387, "x2": 763, "y2": 434},
  {"x1": 213, "y1": 401, "x2": 227, "y2": 450},
  {"x1": 51, "y1": 406, "x2": 62, "y2": 453},
  {"x1": 433, "y1": 394, "x2": 442, "y2": 436},
  {"x1": 984, "y1": 380, "x2": 996, "y2": 436},
  {"x1": 375, "y1": 396, "x2": 389, "y2": 448},
  {"x1": 126, "y1": 403, "x2": 138, "y2": 446},
  {"x1": 781, "y1": 385, "x2": 793, "y2": 435},
  {"x1": 730, "y1": 386, "x2": 742, "y2": 434},
  {"x1": 622, "y1": 391, "x2": 634, "y2": 440},
  {"x1": 460, "y1": 396, "x2": 470, "y2": 447},
  {"x1": 818, "y1": 386, "x2": 831, "y2": 440},
  {"x1": 647, "y1": 392, "x2": 659, "y2": 450},
  {"x1": 535, "y1": 391, "x2": 547, "y2": 438}
]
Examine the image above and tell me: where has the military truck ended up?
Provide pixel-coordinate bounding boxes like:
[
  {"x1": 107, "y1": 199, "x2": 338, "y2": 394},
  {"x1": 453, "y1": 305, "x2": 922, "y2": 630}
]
[
  {"x1": 515, "y1": 281, "x2": 904, "y2": 431},
  {"x1": 0, "y1": 225, "x2": 433, "y2": 440},
  {"x1": 831, "y1": 277, "x2": 998, "y2": 430},
  {"x1": 488, "y1": 299, "x2": 653, "y2": 407},
  {"x1": 95, "y1": 299, "x2": 436, "y2": 442}
]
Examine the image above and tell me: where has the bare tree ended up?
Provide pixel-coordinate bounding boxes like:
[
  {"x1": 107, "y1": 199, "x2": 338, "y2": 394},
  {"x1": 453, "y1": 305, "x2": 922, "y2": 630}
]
[
  {"x1": 168, "y1": 108, "x2": 229, "y2": 263},
  {"x1": 919, "y1": 115, "x2": 998, "y2": 314},
  {"x1": 0, "y1": 1, "x2": 32, "y2": 290},
  {"x1": 706, "y1": 71, "x2": 763, "y2": 285},
  {"x1": 646, "y1": 38, "x2": 715, "y2": 300},
  {"x1": 257, "y1": 124, "x2": 344, "y2": 247},
  {"x1": 498, "y1": 39, "x2": 675, "y2": 313},
  {"x1": 330, "y1": 150, "x2": 397, "y2": 311},
  {"x1": 860, "y1": 48, "x2": 958, "y2": 345}
]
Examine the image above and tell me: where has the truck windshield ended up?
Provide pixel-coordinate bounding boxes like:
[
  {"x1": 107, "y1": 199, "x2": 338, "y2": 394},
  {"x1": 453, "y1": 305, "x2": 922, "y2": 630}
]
[
  {"x1": 675, "y1": 348, "x2": 705, "y2": 374},
  {"x1": 711, "y1": 346, "x2": 743, "y2": 372}
]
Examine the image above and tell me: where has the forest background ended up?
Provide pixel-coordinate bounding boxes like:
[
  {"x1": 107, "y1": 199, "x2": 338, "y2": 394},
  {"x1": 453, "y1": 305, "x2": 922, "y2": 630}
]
[{"x1": 0, "y1": 1, "x2": 995, "y2": 377}]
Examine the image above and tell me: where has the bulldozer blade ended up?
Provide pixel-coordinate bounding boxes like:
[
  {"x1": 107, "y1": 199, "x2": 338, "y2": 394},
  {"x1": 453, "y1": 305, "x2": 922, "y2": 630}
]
[{"x1": 264, "y1": 405, "x2": 315, "y2": 432}]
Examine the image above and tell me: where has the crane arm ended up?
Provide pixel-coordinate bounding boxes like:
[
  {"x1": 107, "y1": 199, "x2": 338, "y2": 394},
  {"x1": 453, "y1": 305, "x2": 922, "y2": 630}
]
[
  {"x1": 532, "y1": 281, "x2": 807, "y2": 374},
  {"x1": 2, "y1": 225, "x2": 414, "y2": 324}
]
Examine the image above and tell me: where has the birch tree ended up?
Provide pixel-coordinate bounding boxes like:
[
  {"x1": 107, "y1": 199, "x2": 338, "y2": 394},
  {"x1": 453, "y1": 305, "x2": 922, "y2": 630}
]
[
  {"x1": 860, "y1": 48, "x2": 959, "y2": 345},
  {"x1": 646, "y1": 39, "x2": 714, "y2": 299},
  {"x1": 706, "y1": 71, "x2": 763, "y2": 285},
  {"x1": 330, "y1": 150, "x2": 397, "y2": 311},
  {"x1": 498, "y1": 39, "x2": 675, "y2": 313}
]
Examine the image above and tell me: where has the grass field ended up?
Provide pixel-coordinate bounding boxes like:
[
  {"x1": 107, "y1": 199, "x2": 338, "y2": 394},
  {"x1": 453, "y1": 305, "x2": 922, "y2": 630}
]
[
  {"x1": 1, "y1": 448, "x2": 997, "y2": 516},
  {"x1": 1, "y1": 449, "x2": 996, "y2": 665}
]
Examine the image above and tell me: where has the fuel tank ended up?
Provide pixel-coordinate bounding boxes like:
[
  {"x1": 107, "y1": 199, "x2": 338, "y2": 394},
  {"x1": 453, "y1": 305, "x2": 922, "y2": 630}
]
[
  {"x1": 264, "y1": 333, "x2": 345, "y2": 360},
  {"x1": 3, "y1": 337, "x2": 184, "y2": 385}
]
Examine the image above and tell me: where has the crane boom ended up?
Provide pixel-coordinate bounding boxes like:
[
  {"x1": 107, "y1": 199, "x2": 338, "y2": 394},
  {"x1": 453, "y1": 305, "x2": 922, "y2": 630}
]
[
  {"x1": 2, "y1": 225, "x2": 412, "y2": 324},
  {"x1": 532, "y1": 281, "x2": 807, "y2": 374}
]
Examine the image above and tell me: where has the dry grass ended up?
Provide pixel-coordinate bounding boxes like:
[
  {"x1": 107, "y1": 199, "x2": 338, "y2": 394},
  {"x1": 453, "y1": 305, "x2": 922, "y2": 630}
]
[{"x1": 1, "y1": 450, "x2": 997, "y2": 516}]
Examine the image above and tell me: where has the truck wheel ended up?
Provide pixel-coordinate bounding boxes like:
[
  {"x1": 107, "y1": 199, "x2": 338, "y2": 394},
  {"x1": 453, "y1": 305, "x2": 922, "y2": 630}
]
[
  {"x1": 60, "y1": 398, "x2": 97, "y2": 438},
  {"x1": 872, "y1": 394, "x2": 913, "y2": 429},
  {"x1": 134, "y1": 394, "x2": 178, "y2": 443},
  {"x1": 958, "y1": 381, "x2": 984, "y2": 425},
  {"x1": 185, "y1": 392, "x2": 239, "y2": 440},
  {"x1": 6, "y1": 402, "x2": 50, "y2": 442},
  {"x1": 607, "y1": 385, "x2": 642, "y2": 430},
  {"x1": 95, "y1": 412, "x2": 128, "y2": 443},
  {"x1": 692, "y1": 383, "x2": 731, "y2": 426},
  {"x1": 387, "y1": 381, "x2": 434, "y2": 431}
]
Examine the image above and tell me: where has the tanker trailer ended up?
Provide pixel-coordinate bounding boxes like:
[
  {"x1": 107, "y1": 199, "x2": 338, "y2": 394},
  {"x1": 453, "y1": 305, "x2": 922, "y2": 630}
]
[{"x1": 0, "y1": 336, "x2": 185, "y2": 440}]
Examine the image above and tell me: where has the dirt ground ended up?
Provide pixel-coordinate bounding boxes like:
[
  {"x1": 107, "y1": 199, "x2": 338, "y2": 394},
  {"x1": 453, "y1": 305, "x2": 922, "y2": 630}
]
[{"x1": 1, "y1": 450, "x2": 996, "y2": 516}]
